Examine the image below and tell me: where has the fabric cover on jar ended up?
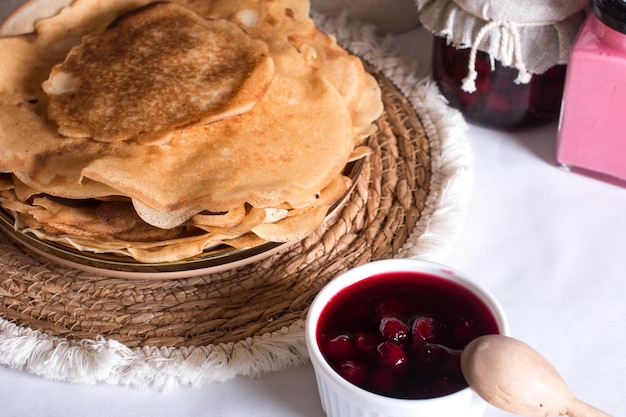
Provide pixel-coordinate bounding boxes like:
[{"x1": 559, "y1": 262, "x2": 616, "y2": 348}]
[{"x1": 416, "y1": 0, "x2": 587, "y2": 91}]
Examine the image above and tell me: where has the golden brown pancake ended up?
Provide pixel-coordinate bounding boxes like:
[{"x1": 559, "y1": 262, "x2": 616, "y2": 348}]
[{"x1": 43, "y1": 2, "x2": 275, "y2": 143}]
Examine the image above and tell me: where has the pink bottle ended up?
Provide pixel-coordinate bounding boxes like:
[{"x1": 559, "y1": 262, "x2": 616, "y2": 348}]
[{"x1": 557, "y1": 0, "x2": 626, "y2": 181}]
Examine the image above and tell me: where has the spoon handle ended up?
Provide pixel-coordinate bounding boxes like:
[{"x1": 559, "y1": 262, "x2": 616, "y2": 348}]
[{"x1": 568, "y1": 397, "x2": 614, "y2": 417}]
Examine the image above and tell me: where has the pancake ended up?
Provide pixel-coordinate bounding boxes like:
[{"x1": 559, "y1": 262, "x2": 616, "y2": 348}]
[
  {"x1": 0, "y1": 0, "x2": 383, "y2": 263},
  {"x1": 43, "y1": 2, "x2": 275, "y2": 143}
]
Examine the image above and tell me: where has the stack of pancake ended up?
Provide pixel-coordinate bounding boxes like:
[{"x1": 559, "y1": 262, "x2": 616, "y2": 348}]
[{"x1": 0, "y1": 0, "x2": 383, "y2": 263}]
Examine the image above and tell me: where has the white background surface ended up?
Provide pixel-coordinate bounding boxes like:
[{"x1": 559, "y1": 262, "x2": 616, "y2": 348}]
[{"x1": 0, "y1": 2, "x2": 624, "y2": 416}]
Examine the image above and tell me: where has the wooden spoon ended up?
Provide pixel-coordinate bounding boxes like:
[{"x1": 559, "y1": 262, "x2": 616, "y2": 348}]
[{"x1": 460, "y1": 334, "x2": 613, "y2": 417}]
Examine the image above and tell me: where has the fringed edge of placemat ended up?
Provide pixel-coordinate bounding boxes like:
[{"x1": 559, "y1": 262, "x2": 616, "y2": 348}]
[
  {"x1": 0, "y1": 319, "x2": 309, "y2": 390},
  {"x1": 0, "y1": 13, "x2": 471, "y2": 391}
]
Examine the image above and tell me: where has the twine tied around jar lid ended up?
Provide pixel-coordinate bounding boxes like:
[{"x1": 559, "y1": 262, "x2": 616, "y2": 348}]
[{"x1": 416, "y1": 0, "x2": 588, "y2": 92}]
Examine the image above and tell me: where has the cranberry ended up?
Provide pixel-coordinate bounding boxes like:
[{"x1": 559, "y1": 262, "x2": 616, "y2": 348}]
[
  {"x1": 415, "y1": 343, "x2": 446, "y2": 368},
  {"x1": 377, "y1": 341, "x2": 409, "y2": 373},
  {"x1": 474, "y1": 56, "x2": 492, "y2": 75},
  {"x1": 410, "y1": 316, "x2": 438, "y2": 348},
  {"x1": 379, "y1": 317, "x2": 409, "y2": 344},
  {"x1": 320, "y1": 334, "x2": 356, "y2": 361},
  {"x1": 487, "y1": 93, "x2": 511, "y2": 112},
  {"x1": 414, "y1": 343, "x2": 462, "y2": 375},
  {"x1": 354, "y1": 331, "x2": 380, "y2": 357},
  {"x1": 336, "y1": 360, "x2": 369, "y2": 386}
]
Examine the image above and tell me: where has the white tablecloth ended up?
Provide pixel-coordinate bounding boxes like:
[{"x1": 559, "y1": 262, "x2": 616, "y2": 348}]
[{"x1": 0, "y1": 2, "x2": 623, "y2": 416}]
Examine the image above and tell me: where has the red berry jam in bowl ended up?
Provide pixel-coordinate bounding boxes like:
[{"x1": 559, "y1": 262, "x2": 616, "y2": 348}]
[
  {"x1": 317, "y1": 271, "x2": 499, "y2": 399},
  {"x1": 306, "y1": 259, "x2": 509, "y2": 417}
]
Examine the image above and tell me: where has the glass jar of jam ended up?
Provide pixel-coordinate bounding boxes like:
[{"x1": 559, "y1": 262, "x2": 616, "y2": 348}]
[
  {"x1": 432, "y1": 37, "x2": 567, "y2": 130},
  {"x1": 416, "y1": 0, "x2": 587, "y2": 130}
]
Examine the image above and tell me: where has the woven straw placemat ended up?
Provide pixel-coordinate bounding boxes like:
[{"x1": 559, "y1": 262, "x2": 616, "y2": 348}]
[{"x1": 0, "y1": 12, "x2": 471, "y2": 390}]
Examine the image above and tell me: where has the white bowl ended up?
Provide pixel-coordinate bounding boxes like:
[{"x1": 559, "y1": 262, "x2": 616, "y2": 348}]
[{"x1": 305, "y1": 258, "x2": 510, "y2": 417}]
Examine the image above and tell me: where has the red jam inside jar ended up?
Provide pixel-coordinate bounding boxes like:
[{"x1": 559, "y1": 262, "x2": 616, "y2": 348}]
[
  {"x1": 432, "y1": 36, "x2": 567, "y2": 129},
  {"x1": 316, "y1": 271, "x2": 501, "y2": 399}
]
